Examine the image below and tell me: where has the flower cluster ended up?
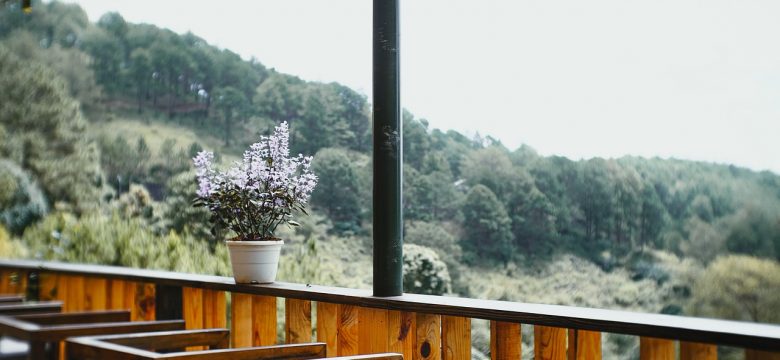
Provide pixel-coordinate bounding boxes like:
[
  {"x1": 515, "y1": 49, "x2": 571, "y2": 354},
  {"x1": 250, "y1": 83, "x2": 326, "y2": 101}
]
[{"x1": 193, "y1": 122, "x2": 318, "y2": 240}]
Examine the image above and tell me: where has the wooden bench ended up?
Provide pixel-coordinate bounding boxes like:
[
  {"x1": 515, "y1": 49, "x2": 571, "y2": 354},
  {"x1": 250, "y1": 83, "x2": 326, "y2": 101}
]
[
  {"x1": 0, "y1": 310, "x2": 184, "y2": 360},
  {"x1": 0, "y1": 302, "x2": 62, "y2": 317},
  {"x1": 0, "y1": 296, "x2": 25, "y2": 304},
  {"x1": 66, "y1": 329, "x2": 402, "y2": 360}
]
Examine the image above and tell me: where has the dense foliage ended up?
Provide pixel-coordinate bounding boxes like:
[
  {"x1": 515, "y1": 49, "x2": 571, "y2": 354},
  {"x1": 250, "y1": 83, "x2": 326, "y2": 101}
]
[{"x1": 0, "y1": 46, "x2": 103, "y2": 212}]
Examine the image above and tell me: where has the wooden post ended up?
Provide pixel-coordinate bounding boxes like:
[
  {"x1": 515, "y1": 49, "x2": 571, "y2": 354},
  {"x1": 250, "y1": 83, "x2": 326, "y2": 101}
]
[
  {"x1": 640, "y1": 337, "x2": 675, "y2": 360},
  {"x1": 38, "y1": 272, "x2": 58, "y2": 301},
  {"x1": 680, "y1": 342, "x2": 716, "y2": 360},
  {"x1": 65, "y1": 275, "x2": 85, "y2": 312},
  {"x1": 182, "y1": 287, "x2": 204, "y2": 351},
  {"x1": 491, "y1": 321, "x2": 521, "y2": 360},
  {"x1": 231, "y1": 292, "x2": 252, "y2": 348},
  {"x1": 416, "y1": 313, "x2": 441, "y2": 360},
  {"x1": 388, "y1": 310, "x2": 415, "y2": 360},
  {"x1": 107, "y1": 279, "x2": 125, "y2": 310},
  {"x1": 567, "y1": 329, "x2": 601, "y2": 360},
  {"x1": 140, "y1": 283, "x2": 156, "y2": 320},
  {"x1": 84, "y1": 277, "x2": 107, "y2": 311},
  {"x1": 317, "y1": 302, "x2": 339, "y2": 356},
  {"x1": 203, "y1": 289, "x2": 226, "y2": 328},
  {"x1": 123, "y1": 281, "x2": 139, "y2": 320},
  {"x1": 535, "y1": 326, "x2": 567, "y2": 360},
  {"x1": 442, "y1": 315, "x2": 470, "y2": 360},
  {"x1": 0, "y1": 270, "x2": 9, "y2": 293},
  {"x1": 338, "y1": 304, "x2": 360, "y2": 356},
  {"x1": 745, "y1": 349, "x2": 780, "y2": 360},
  {"x1": 358, "y1": 307, "x2": 389, "y2": 354},
  {"x1": 183, "y1": 287, "x2": 204, "y2": 329},
  {"x1": 8, "y1": 271, "x2": 27, "y2": 296},
  {"x1": 252, "y1": 295, "x2": 277, "y2": 346},
  {"x1": 285, "y1": 298, "x2": 312, "y2": 344}
]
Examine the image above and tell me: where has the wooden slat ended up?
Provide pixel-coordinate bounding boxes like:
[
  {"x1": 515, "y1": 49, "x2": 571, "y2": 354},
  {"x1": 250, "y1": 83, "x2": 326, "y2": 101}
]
[
  {"x1": 66, "y1": 275, "x2": 85, "y2": 312},
  {"x1": 15, "y1": 271, "x2": 28, "y2": 297},
  {"x1": 183, "y1": 287, "x2": 205, "y2": 351},
  {"x1": 59, "y1": 276, "x2": 81, "y2": 360},
  {"x1": 442, "y1": 315, "x2": 470, "y2": 360},
  {"x1": 123, "y1": 281, "x2": 139, "y2": 320},
  {"x1": 87, "y1": 329, "x2": 230, "y2": 351},
  {"x1": 358, "y1": 306, "x2": 389, "y2": 354},
  {"x1": 535, "y1": 325, "x2": 567, "y2": 360},
  {"x1": 203, "y1": 290, "x2": 227, "y2": 328},
  {"x1": 183, "y1": 287, "x2": 204, "y2": 329},
  {"x1": 640, "y1": 337, "x2": 675, "y2": 360},
  {"x1": 5, "y1": 271, "x2": 26, "y2": 296},
  {"x1": 107, "y1": 279, "x2": 125, "y2": 310},
  {"x1": 746, "y1": 349, "x2": 780, "y2": 360},
  {"x1": 231, "y1": 292, "x2": 253, "y2": 347},
  {"x1": 0, "y1": 270, "x2": 9, "y2": 293},
  {"x1": 84, "y1": 277, "x2": 108, "y2": 311},
  {"x1": 491, "y1": 321, "x2": 521, "y2": 360},
  {"x1": 57, "y1": 275, "x2": 70, "y2": 311},
  {"x1": 680, "y1": 342, "x2": 717, "y2": 360},
  {"x1": 339, "y1": 304, "x2": 360, "y2": 356},
  {"x1": 415, "y1": 313, "x2": 441, "y2": 360},
  {"x1": 567, "y1": 329, "x2": 601, "y2": 360},
  {"x1": 317, "y1": 302, "x2": 339, "y2": 356},
  {"x1": 203, "y1": 289, "x2": 215, "y2": 328},
  {"x1": 140, "y1": 283, "x2": 156, "y2": 320},
  {"x1": 252, "y1": 295, "x2": 277, "y2": 346},
  {"x1": 286, "y1": 298, "x2": 312, "y2": 344},
  {"x1": 388, "y1": 310, "x2": 415, "y2": 360},
  {"x1": 38, "y1": 272, "x2": 58, "y2": 301}
]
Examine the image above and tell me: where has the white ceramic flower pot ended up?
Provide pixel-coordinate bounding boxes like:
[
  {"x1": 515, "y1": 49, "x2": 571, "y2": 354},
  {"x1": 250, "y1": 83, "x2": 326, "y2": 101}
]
[{"x1": 226, "y1": 240, "x2": 284, "y2": 284}]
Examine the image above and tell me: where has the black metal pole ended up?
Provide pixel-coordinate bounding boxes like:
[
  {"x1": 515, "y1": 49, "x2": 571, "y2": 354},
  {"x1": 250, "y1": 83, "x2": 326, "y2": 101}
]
[{"x1": 373, "y1": 0, "x2": 402, "y2": 297}]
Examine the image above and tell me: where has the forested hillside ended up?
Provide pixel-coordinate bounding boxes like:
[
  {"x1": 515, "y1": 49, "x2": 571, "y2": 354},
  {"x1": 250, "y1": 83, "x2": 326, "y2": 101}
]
[{"x1": 1, "y1": 2, "x2": 779, "y2": 357}]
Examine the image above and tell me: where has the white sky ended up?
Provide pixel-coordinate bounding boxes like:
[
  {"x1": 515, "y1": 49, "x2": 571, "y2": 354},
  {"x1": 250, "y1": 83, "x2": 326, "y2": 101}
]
[{"x1": 64, "y1": 0, "x2": 780, "y2": 174}]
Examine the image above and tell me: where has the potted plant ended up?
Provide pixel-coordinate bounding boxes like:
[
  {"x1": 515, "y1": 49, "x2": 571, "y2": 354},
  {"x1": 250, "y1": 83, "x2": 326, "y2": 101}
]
[{"x1": 192, "y1": 122, "x2": 317, "y2": 283}]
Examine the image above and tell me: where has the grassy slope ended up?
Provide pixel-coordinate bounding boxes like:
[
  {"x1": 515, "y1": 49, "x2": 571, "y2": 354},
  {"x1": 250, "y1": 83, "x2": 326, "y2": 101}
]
[{"x1": 87, "y1": 115, "x2": 240, "y2": 163}]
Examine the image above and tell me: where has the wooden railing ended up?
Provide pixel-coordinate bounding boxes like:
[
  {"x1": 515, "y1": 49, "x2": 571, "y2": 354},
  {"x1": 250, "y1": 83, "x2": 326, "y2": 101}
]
[{"x1": 0, "y1": 259, "x2": 778, "y2": 359}]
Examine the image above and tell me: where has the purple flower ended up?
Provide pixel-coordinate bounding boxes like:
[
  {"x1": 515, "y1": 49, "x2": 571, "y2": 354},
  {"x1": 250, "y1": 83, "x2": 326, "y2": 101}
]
[{"x1": 192, "y1": 121, "x2": 318, "y2": 239}]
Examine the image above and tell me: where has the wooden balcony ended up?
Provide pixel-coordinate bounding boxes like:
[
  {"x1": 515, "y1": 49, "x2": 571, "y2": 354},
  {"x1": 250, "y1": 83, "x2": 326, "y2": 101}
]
[{"x1": 0, "y1": 259, "x2": 777, "y2": 359}]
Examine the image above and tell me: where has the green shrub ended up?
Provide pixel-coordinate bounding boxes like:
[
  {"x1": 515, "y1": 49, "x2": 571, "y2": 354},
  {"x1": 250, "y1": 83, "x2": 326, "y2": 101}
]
[
  {"x1": 0, "y1": 224, "x2": 27, "y2": 258},
  {"x1": 403, "y1": 244, "x2": 451, "y2": 295},
  {"x1": 689, "y1": 255, "x2": 780, "y2": 323},
  {"x1": 20, "y1": 212, "x2": 229, "y2": 276},
  {"x1": 0, "y1": 159, "x2": 48, "y2": 234}
]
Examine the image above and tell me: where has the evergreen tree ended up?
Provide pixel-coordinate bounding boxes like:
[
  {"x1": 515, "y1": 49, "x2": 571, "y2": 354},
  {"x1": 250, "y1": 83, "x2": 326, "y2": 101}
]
[
  {"x1": 0, "y1": 46, "x2": 102, "y2": 212},
  {"x1": 213, "y1": 86, "x2": 249, "y2": 146},
  {"x1": 310, "y1": 148, "x2": 362, "y2": 234},
  {"x1": 462, "y1": 185, "x2": 513, "y2": 264}
]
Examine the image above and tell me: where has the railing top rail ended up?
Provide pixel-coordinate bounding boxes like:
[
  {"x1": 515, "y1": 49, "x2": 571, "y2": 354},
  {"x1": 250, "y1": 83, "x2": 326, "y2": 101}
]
[{"x1": 2, "y1": 259, "x2": 778, "y2": 351}]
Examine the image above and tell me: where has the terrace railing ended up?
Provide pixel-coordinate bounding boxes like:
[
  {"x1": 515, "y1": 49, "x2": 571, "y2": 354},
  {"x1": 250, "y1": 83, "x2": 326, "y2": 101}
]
[{"x1": 0, "y1": 259, "x2": 778, "y2": 359}]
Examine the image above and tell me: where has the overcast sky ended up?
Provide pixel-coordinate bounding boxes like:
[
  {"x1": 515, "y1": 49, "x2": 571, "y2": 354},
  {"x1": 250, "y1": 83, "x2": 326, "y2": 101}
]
[{"x1": 64, "y1": 0, "x2": 780, "y2": 174}]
